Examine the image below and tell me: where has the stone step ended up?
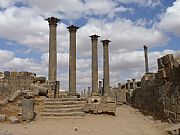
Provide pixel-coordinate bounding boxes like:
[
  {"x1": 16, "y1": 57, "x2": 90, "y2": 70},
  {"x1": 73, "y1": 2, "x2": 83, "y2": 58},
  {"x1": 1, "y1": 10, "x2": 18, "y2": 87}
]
[
  {"x1": 41, "y1": 112, "x2": 85, "y2": 117},
  {"x1": 44, "y1": 107, "x2": 83, "y2": 113},
  {"x1": 44, "y1": 101, "x2": 86, "y2": 105},
  {"x1": 45, "y1": 98, "x2": 86, "y2": 102},
  {"x1": 44, "y1": 104, "x2": 85, "y2": 109}
]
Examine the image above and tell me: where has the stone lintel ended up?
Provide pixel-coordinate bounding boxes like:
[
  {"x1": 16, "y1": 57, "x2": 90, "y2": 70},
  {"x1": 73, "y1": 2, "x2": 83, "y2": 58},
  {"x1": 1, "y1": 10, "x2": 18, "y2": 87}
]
[
  {"x1": 45, "y1": 17, "x2": 60, "y2": 27},
  {"x1": 67, "y1": 25, "x2": 79, "y2": 32}
]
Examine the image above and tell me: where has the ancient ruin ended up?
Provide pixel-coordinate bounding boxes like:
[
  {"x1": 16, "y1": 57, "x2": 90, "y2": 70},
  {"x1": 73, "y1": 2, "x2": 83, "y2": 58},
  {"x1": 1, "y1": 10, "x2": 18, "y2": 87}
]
[{"x1": 0, "y1": 16, "x2": 179, "y2": 135}]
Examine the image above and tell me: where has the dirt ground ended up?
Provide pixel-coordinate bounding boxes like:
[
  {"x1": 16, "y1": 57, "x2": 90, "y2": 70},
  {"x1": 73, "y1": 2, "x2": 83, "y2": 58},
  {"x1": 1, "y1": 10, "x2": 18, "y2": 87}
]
[{"x1": 0, "y1": 105, "x2": 171, "y2": 135}]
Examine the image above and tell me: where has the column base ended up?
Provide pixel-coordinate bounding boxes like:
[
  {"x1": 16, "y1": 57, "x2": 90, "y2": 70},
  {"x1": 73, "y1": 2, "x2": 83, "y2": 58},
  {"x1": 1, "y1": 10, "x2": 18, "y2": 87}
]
[
  {"x1": 91, "y1": 91, "x2": 100, "y2": 96},
  {"x1": 68, "y1": 92, "x2": 80, "y2": 98}
]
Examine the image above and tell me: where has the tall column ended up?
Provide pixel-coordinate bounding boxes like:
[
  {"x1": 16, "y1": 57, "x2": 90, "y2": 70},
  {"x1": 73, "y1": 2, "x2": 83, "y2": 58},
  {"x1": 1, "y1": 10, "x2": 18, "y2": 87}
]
[
  {"x1": 101, "y1": 40, "x2": 111, "y2": 96},
  {"x1": 143, "y1": 45, "x2": 149, "y2": 73},
  {"x1": 90, "y1": 35, "x2": 100, "y2": 96},
  {"x1": 67, "y1": 25, "x2": 79, "y2": 96},
  {"x1": 45, "y1": 17, "x2": 60, "y2": 82}
]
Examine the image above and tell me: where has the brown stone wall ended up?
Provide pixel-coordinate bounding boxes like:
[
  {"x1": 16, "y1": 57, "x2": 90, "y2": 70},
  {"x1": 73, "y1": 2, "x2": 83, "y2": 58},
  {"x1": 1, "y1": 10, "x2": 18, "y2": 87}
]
[
  {"x1": 0, "y1": 71, "x2": 41, "y2": 100},
  {"x1": 132, "y1": 54, "x2": 180, "y2": 122}
]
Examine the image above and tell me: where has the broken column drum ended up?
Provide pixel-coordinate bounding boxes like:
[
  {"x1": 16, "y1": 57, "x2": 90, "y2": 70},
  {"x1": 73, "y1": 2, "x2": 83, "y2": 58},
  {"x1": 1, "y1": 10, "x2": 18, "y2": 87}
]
[
  {"x1": 67, "y1": 25, "x2": 79, "y2": 96},
  {"x1": 101, "y1": 39, "x2": 111, "y2": 96},
  {"x1": 143, "y1": 45, "x2": 149, "y2": 73},
  {"x1": 90, "y1": 35, "x2": 100, "y2": 96},
  {"x1": 45, "y1": 17, "x2": 60, "y2": 82},
  {"x1": 22, "y1": 98, "x2": 34, "y2": 121}
]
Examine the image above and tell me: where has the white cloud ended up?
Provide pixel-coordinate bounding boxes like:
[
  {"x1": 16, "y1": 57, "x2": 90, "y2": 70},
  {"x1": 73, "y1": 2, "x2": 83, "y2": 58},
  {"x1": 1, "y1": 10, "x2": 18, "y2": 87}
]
[
  {"x1": 158, "y1": 0, "x2": 180, "y2": 37},
  {"x1": 23, "y1": 0, "x2": 132, "y2": 20},
  {"x1": 115, "y1": 0, "x2": 162, "y2": 7},
  {"x1": 78, "y1": 18, "x2": 169, "y2": 55}
]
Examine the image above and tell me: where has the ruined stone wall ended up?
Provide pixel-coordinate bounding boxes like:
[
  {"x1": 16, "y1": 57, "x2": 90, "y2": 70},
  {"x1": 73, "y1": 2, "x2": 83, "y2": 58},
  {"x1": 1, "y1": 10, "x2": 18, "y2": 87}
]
[
  {"x1": 0, "y1": 71, "x2": 46, "y2": 100},
  {"x1": 132, "y1": 54, "x2": 180, "y2": 122}
]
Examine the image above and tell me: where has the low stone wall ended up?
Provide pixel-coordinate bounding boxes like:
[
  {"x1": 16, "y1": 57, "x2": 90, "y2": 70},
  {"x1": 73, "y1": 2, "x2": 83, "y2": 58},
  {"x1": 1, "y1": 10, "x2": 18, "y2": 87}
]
[{"x1": 0, "y1": 71, "x2": 47, "y2": 100}]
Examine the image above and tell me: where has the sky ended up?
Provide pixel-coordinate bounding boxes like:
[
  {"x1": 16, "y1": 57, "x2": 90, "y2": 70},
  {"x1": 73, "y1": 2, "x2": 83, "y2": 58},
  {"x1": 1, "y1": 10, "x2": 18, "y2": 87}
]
[{"x1": 0, "y1": 0, "x2": 180, "y2": 92}]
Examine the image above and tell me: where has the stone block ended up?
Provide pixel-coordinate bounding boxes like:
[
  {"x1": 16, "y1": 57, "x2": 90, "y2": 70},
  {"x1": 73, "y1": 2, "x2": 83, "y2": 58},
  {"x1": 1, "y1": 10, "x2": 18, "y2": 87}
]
[
  {"x1": 9, "y1": 90, "x2": 21, "y2": 102},
  {"x1": 158, "y1": 69, "x2": 167, "y2": 78},
  {"x1": 169, "y1": 111, "x2": 176, "y2": 121},
  {"x1": 176, "y1": 113, "x2": 180, "y2": 122},
  {"x1": 22, "y1": 98, "x2": 35, "y2": 121},
  {"x1": 8, "y1": 116, "x2": 19, "y2": 123},
  {"x1": 0, "y1": 114, "x2": 6, "y2": 122},
  {"x1": 0, "y1": 98, "x2": 9, "y2": 105}
]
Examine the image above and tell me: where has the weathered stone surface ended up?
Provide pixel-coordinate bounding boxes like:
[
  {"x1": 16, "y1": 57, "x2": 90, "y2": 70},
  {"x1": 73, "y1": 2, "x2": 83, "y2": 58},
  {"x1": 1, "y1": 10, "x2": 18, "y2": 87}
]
[
  {"x1": 0, "y1": 114, "x2": 6, "y2": 122},
  {"x1": 22, "y1": 98, "x2": 35, "y2": 121},
  {"x1": 8, "y1": 116, "x2": 19, "y2": 123},
  {"x1": 83, "y1": 96, "x2": 116, "y2": 115},
  {"x1": 131, "y1": 54, "x2": 180, "y2": 122},
  {"x1": 8, "y1": 90, "x2": 21, "y2": 102},
  {"x1": 0, "y1": 98, "x2": 9, "y2": 105}
]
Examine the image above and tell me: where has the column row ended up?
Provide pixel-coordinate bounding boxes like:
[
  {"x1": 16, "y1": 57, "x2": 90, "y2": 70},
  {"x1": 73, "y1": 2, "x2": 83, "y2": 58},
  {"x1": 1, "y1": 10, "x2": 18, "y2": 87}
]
[{"x1": 46, "y1": 17, "x2": 111, "y2": 97}]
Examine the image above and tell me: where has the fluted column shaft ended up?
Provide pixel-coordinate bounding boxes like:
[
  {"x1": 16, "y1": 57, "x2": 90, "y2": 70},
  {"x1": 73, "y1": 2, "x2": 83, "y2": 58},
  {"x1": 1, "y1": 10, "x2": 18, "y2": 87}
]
[
  {"x1": 102, "y1": 40, "x2": 111, "y2": 96},
  {"x1": 90, "y1": 35, "x2": 100, "y2": 96},
  {"x1": 67, "y1": 25, "x2": 79, "y2": 95},
  {"x1": 45, "y1": 17, "x2": 60, "y2": 82}
]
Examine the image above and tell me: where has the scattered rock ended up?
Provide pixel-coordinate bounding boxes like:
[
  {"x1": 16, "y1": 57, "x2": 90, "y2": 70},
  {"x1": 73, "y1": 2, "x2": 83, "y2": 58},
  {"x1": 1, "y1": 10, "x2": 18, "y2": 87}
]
[
  {"x1": 74, "y1": 127, "x2": 78, "y2": 131},
  {"x1": 0, "y1": 98, "x2": 9, "y2": 105},
  {"x1": 8, "y1": 90, "x2": 21, "y2": 102},
  {"x1": 8, "y1": 116, "x2": 19, "y2": 124}
]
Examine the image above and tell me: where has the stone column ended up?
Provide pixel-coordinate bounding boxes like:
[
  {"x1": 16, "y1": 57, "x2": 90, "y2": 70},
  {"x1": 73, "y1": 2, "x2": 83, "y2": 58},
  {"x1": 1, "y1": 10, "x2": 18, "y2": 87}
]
[
  {"x1": 132, "y1": 79, "x2": 136, "y2": 90},
  {"x1": 90, "y1": 35, "x2": 100, "y2": 96},
  {"x1": 45, "y1": 17, "x2": 60, "y2": 82},
  {"x1": 87, "y1": 87, "x2": 91, "y2": 96},
  {"x1": 84, "y1": 89, "x2": 86, "y2": 96},
  {"x1": 67, "y1": 25, "x2": 79, "y2": 96},
  {"x1": 118, "y1": 83, "x2": 121, "y2": 90},
  {"x1": 127, "y1": 80, "x2": 131, "y2": 92},
  {"x1": 101, "y1": 40, "x2": 111, "y2": 96},
  {"x1": 143, "y1": 45, "x2": 149, "y2": 73},
  {"x1": 99, "y1": 81, "x2": 103, "y2": 96}
]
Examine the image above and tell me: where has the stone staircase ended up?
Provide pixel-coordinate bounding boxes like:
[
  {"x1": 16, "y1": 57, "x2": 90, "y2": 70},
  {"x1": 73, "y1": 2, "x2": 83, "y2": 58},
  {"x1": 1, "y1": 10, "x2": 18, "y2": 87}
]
[{"x1": 41, "y1": 97, "x2": 86, "y2": 118}]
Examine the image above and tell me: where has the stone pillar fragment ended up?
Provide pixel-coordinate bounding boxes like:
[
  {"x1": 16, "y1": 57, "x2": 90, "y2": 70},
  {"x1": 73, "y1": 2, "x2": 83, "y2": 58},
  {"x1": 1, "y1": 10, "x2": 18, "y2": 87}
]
[
  {"x1": 132, "y1": 79, "x2": 136, "y2": 90},
  {"x1": 127, "y1": 80, "x2": 131, "y2": 92},
  {"x1": 87, "y1": 87, "x2": 91, "y2": 96},
  {"x1": 45, "y1": 17, "x2": 60, "y2": 82},
  {"x1": 118, "y1": 83, "x2": 121, "y2": 90},
  {"x1": 67, "y1": 25, "x2": 79, "y2": 96},
  {"x1": 99, "y1": 81, "x2": 103, "y2": 96},
  {"x1": 101, "y1": 39, "x2": 111, "y2": 96},
  {"x1": 143, "y1": 45, "x2": 149, "y2": 73},
  {"x1": 22, "y1": 98, "x2": 34, "y2": 121},
  {"x1": 54, "y1": 81, "x2": 60, "y2": 98},
  {"x1": 90, "y1": 35, "x2": 100, "y2": 96}
]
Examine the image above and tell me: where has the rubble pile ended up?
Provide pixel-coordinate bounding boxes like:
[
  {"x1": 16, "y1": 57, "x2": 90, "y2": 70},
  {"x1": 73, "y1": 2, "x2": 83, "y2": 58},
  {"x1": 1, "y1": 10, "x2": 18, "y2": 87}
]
[{"x1": 0, "y1": 71, "x2": 48, "y2": 123}]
